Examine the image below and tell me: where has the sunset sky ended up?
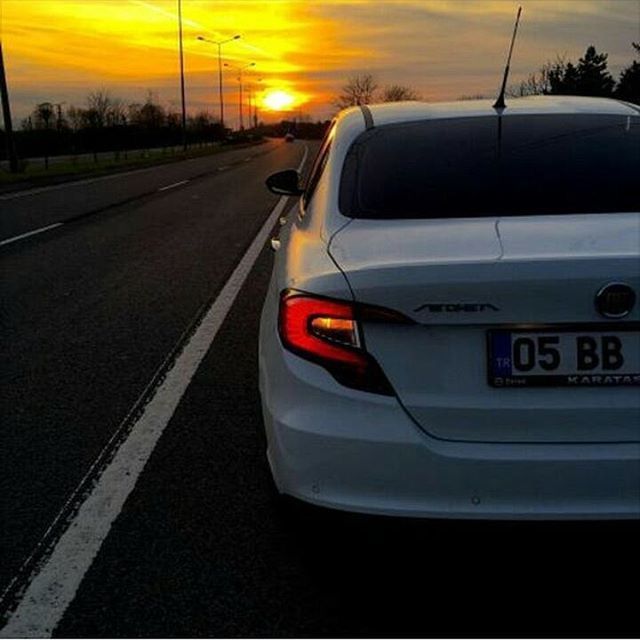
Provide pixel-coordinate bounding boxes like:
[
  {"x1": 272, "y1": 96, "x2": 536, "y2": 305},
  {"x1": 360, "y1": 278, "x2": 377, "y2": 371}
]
[{"x1": 1, "y1": 0, "x2": 639, "y2": 128}]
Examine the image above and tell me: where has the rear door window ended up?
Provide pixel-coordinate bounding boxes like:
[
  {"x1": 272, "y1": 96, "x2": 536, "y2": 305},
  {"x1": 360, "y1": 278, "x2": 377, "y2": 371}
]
[
  {"x1": 302, "y1": 122, "x2": 335, "y2": 210},
  {"x1": 339, "y1": 113, "x2": 640, "y2": 218}
]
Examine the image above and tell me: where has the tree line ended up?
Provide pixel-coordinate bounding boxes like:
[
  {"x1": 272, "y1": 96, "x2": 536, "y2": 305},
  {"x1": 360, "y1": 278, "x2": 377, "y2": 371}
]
[
  {"x1": 11, "y1": 90, "x2": 227, "y2": 165},
  {"x1": 513, "y1": 43, "x2": 639, "y2": 101},
  {"x1": 335, "y1": 43, "x2": 640, "y2": 107}
]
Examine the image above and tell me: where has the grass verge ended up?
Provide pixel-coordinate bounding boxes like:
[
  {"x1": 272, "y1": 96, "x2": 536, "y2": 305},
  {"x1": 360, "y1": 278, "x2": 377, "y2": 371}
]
[{"x1": 0, "y1": 141, "x2": 266, "y2": 192}]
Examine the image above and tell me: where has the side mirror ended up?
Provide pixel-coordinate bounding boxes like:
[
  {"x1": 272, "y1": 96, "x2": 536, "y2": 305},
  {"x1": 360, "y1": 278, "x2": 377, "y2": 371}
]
[{"x1": 266, "y1": 169, "x2": 304, "y2": 196}]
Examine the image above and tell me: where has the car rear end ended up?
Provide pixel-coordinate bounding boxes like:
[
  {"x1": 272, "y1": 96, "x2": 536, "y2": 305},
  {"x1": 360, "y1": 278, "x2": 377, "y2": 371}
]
[{"x1": 259, "y1": 100, "x2": 640, "y2": 519}]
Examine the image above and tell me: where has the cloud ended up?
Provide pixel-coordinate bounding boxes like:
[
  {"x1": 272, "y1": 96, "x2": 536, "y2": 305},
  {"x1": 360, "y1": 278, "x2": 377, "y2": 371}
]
[{"x1": 2, "y1": 0, "x2": 638, "y2": 123}]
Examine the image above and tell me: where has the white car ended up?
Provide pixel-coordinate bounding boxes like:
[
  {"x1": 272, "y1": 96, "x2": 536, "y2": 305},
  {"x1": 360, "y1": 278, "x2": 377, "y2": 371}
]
[{"x1": 259, "y1": 96, "x2": 640, "y2": 519}]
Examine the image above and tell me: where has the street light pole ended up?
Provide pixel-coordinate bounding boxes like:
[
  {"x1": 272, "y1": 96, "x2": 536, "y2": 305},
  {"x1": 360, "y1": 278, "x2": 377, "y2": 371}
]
[
  {"x1": 196, "y1": 34, "x2": 240, "y2": 131},
  {"x1": 178, "y1": 0, "x2": 187, "y2": 150},
  {"x1": 245, "y1": 77, "x2": 262, "y2": 130},
  {"x1": 224, "y1": 62, "x2": 255, "y2": 131},
  {"x1": 253, "y1": 78, "x2": 263, "y2": 129},
  {"x1": 0, "y1": 41, "x2": 18, "y2": 173}
]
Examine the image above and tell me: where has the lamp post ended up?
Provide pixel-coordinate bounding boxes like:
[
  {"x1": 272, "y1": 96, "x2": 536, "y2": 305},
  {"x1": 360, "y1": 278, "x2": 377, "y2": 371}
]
[
  {"x1": 196, "y1": 34, "x2": 240, "y2": 130},
  {"x1": 246, "y1": 76, "x2": 263, "y2": 130},
  {"x1": 0, "y1": 41, "x2": 18, "y2": 173},
  {"x1": 177, "y1": 0, "x2": 187, "y2": 150},
  {"x1": 253, "y1": 78, "x2": 263, "y2": 129},
  {"x1": 224, "y1": 62, "x2": 255, "y2": 130}
]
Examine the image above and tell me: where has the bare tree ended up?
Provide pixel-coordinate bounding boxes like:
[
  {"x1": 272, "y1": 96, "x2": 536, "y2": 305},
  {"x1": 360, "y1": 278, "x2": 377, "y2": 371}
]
[
  {"x1": 20, "y1": 116, "x2": 34, "y2": 130},
  {"x1": 380, "y1": 84, "x2": 421, "y2": 102},
  {"x1": 86, "y1": 90, "x2": 112, "y2": 128},
  {"x1": 66, "y1": 105, "x2": 84, "y2": 131},
  {"x1": 106, "y1": 98, "x2": 127, "y2": 127},
  {"x1": 33, "y1": 102, "x2": 54, "y2": 129},
  {"x1": 334, "y1": 74, "x2": 378, "y2": 109}
]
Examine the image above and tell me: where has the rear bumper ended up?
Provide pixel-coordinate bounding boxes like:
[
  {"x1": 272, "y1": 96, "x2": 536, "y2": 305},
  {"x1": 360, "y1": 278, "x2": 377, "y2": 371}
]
[{"x1": 259, "y1": 344, "x2": 640, "y2": 521}]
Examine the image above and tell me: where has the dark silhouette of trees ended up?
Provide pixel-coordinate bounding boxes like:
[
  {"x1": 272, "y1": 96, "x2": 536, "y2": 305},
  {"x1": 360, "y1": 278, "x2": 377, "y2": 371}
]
[
  {"x1": 85, "y1": 90, "x2": 112, "y2": 128},
  {"x1": 129, "y1": 93, "x2": 166, "y2": 129},
  {"x1": 334, "y1": 75, "x2": 421, "y2": 108},
  {"x1": 615, "y1": 42, "x2": 640, "y2": 104},
  {"x1": 35, "y1": 102, "x2": 55, "y2": 130},
  {"x1": 512, "y1": 61, "x2": 553, "y2": 96},
  {"x1": 334, "y1": 74, "x2": 378, "y2": 108},
  {"x1": 547, "y1": 58, "x2": 579, "y2": 94},
  {"x1": 574, "y1": 45, "x2": 615, "y2": 96},
  {"x1": 511, "y1": 44, "x2": 638, "y2": 100},
  {"x1": 10, "y1": 89, "x2": 228, "y2": 166},
  {"x1": 521, "y1": 46, "x2": 615, "y2": 97},
  {"x1": 380, "y1": 84, "x2": 421, "y2": 102}
]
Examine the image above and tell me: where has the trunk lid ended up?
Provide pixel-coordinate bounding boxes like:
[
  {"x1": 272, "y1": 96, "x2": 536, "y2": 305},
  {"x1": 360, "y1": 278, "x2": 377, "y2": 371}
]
[{"x1": 329, "y1": 213, "x2": 640, "y2": 443}]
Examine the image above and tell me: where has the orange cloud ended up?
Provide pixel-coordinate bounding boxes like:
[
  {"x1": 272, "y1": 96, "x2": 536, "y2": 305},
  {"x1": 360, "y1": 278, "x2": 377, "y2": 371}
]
[{"x1": 1, "y1": 0, "x2": 637, "y2": 125}]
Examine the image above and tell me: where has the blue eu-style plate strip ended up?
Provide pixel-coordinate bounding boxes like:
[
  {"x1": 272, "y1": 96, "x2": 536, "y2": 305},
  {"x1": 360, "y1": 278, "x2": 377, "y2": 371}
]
[{"x1": 491, "y1": 331, "x2": 512, "y2": 375}]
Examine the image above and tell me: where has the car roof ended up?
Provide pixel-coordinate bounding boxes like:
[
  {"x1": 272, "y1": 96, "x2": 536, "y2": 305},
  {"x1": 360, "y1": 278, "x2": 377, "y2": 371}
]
[{"x1": 337, "y1": 95, "x2": 639, "y2": 131}]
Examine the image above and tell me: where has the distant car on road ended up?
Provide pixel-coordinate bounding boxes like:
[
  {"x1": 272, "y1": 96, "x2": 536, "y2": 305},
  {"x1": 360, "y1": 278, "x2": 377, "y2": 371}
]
[
  {"x1": 284, "y1": 132, "x2": 295, "y2": 142},
  {"x1": 260, "y1": 96, "x2": 640, "y2": 520}
]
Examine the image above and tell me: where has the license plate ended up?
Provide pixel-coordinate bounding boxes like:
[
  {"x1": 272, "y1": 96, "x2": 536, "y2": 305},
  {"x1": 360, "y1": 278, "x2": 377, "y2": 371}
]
[{"x1": 487, "y1": 326, "x2": 640, "y2": 388}]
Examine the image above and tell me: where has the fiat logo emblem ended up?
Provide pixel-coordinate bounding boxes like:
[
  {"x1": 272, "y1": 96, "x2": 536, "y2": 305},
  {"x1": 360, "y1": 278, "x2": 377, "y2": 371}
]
[{"x1": 595, "y1": 283, "x2": 636, "y2": 319}]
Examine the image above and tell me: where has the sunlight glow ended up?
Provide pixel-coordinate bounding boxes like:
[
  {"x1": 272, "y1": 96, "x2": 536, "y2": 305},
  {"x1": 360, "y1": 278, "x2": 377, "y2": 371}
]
[
  {"x1": 262, "y1": 90, "x2": 296, "y2": 111},
  {"x1": 1, "y1": 0, "x2": 635, "y2": 123}
]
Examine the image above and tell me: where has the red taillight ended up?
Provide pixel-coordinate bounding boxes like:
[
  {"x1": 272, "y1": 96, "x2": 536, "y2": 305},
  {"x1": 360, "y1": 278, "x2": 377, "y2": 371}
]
[{"x1": 278, "y1": 291, "x2": 394, "y2": 395}]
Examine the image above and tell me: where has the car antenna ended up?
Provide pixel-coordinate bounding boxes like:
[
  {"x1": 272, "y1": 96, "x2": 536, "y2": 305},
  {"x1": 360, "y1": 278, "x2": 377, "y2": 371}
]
[{"x1": 493, "y1": 6, "x2": 523, "y2": 110}]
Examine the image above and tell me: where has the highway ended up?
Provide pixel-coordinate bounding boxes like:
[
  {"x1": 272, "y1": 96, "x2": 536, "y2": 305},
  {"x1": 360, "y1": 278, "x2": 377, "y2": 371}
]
[{"x1": 0, "y1": 139, "x2": 637, "y2": 637}]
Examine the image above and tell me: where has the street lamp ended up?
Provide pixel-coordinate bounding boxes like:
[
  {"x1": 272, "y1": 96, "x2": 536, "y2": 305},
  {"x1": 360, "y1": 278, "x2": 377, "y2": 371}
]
[
  {"x1": 224, "y1": 61, "x2": 255, "y2": 130},
  {"x1": 178, "y1": 0, "x2": 187, "y2": 150},
  {"x1": 196, "y1": 34, "x2": 240, "y2": 130},
  {"x1": 247, "y1": 77, "x2": 263, "y2": 129}
]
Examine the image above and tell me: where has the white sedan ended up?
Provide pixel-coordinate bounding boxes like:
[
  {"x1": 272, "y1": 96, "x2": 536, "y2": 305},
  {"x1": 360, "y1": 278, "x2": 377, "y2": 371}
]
[{"x1": 259, "y1": 96, "x2": 640, "y2": 519}]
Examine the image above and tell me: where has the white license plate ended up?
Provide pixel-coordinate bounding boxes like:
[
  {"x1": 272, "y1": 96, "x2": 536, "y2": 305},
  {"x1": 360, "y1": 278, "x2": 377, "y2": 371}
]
[{"x1": 488, "y1": 326, "x2": 640, "y2": 388}]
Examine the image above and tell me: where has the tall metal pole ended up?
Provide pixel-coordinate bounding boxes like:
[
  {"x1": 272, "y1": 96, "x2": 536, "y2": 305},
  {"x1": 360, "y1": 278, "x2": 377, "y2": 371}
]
[
  {"x1": 197, "y1": 35, "x2": 240, "y2": 130},
  {"x1": 0, "y1": 40, "x2": 18, "y2": 173},
  {"x1": 238, "y1": 69, "x2": 243, "y2": 130},
  {"x1": 217, "y1": 43, "x2": 224, "y2": 130},
  {"x1": 254, "y1": 78, "x2": 262, "y2": 129},
  {"x1": 224, "y1": 61, "x2": 254, "y2": 132},
  {"x1": 178, "y1": 0, "x2": 187, "y2": 149}
]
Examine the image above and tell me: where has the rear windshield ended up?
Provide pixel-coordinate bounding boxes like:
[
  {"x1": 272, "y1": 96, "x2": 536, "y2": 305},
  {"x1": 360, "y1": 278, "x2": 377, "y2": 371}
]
[{"x1": 339, "y1": 113, "x2": 640, "y2": 218}]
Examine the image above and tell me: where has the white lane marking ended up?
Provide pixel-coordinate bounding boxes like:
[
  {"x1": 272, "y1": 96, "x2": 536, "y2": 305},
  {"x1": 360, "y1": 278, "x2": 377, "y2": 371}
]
[
  {"x1": 158, "y1": 179, "x2": 189, "y2": 191},
  {"x1": 0, "y1": 223, "x2": 64, "y2": 247},
  {"x1": 0, "y1": 144, "x2": 309, "y2": 639},
  {"x1": 244, "y1": 157, "x2": 252, "y2": 162},
  {"x1": 217, "y1": 165, "x2": 229, "y2": 171}
]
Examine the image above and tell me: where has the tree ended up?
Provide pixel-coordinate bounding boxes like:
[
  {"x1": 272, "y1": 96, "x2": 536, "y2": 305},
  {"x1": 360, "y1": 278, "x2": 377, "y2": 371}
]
[
  {"x1": 334, "y1": 74, "x2": 378, "y2": 108},
  {"x1": 129, "y1": 92, "x2": 165, "y2": 129},
  {"x1": 106, "y1": 98, "x2": 127, "y2": 127},
  {"x1": 66, "y1": 105, "x2": 84, "y2": 132},
  {"x1": 615, "y1": 42, "x2": 640, "y2": 104},
  {"x1": 511, "y1": 59, "x2": 558, "y2": 96},
  {"x1": 380, "y1": 84, "x2": 421, "y2": 102},
  {"x1": 575, "y1": 45, "x2": 615, "y2": 96},
  {"x1": 85, "y1": 90, "x2": 112, "y2": 128},
  {"x1": 33, "y1": 102, "x2": 54, "y2": 130},
  {"x1": 542, "y1": 47, "x2": 613, "y2": 97},
  {"x1": 549, "y1": 60, "x2": 579, "y2": 94}
]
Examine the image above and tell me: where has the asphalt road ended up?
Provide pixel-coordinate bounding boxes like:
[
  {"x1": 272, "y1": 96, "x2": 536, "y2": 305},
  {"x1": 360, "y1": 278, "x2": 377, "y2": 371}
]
[{"x1": 1, "y1": 141, "x2": 638, "y2": 637}]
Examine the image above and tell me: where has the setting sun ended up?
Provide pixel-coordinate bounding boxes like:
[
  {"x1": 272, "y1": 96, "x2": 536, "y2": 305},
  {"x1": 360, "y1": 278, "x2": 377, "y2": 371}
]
[{"x1": 262, "y1": 90, "x2": 296, "y2": 112}]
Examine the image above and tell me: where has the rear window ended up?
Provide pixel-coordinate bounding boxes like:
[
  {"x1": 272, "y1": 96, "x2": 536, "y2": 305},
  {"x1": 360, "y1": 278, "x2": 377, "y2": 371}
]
[{"x1": 339, "y1": 113, "x2": 640, "y2": 219}]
